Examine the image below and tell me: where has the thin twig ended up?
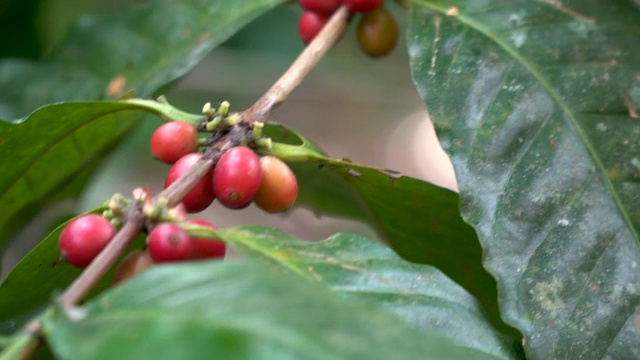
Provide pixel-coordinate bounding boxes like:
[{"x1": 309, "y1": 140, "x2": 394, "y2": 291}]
[{"x1": 242, "y1": 5, "x2": 350, "y2": 124}]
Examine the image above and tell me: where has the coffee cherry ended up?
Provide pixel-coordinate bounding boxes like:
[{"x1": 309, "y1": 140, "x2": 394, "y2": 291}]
[
  {"x1": 212, "y1": 146, "x2": 262, "y2": 209},
  {"x1": 299, "y1": 0, "x2": 340, "y2": 14},
  {"x1": 113, "y1": 250, "x2": 154, "y2": 285},
  {"x1": 188, "y1": 219, "x2": 226, "y2": 259},
  {"x1": 147, "y1": 223, "x2": 192, "y2": 263},
  {"x1": 58, "y1": 214, "x2": 116, "y2": 268},
  {"x1": 254, "y1": 156, "x2": 299, "y2": 213},
  {"x1": 150, "y1": 122, "x2": 199, "y2": 164},
  {"x1": 298, "y1": 11, "x2": 329, "y2": 45},
  {"x1": 356, "y1": 7, "x2": 398, "y2": 58},
  {"x1": 342, "y1": 0, "x2": 383, "y2": 13},
  {"x1": 165, "y1": 153, "x2": 215, "y2": 213}
]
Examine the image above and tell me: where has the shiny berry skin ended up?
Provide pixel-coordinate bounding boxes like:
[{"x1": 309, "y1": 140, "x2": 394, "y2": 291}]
[
  {"x1": 357, "y1": 7, "x2": 398, "y2": 58},
  {"x1": 299, "y1": 0, "x2": 340, "y2": 14},
  {"x1": 165, "y1": 153, "x2": 215, "y2": 213},
  {"x1": 147, "y1": 223, "x2": 192, "y2": 263},
  {"x1": 342, "y1": 0, "x2": 383, "y2": 13},
  {"x1": 58, "y1": 214, "x2": 116, "y2": 268},
  {"x1": 188, "y1": 219, "x2": 226, "y2": 259},
  {"x1": 212, "y1": 146, "x2": 262, "y2": 209},
  {"x1": 113, "y1": 250, "x2": 154, "y2": 285},
  {"x1": 254, "y1": 156, "x2": 299, "y2": 213},
  {"x1": 150, "y1": 122, "x2": 199, "y2": 164},
  {"x1": 298, "y1": 11, "x2": 329, "y2": 45}
]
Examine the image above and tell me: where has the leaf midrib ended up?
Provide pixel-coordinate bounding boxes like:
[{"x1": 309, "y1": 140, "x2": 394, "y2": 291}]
[{"x1": 414, "y1": 0, "x2": 639, "y2": 243}]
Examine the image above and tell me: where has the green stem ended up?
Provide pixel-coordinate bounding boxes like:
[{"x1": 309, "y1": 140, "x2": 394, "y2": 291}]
[
  {"x1": 123, "y1": 98, "x2": 202, "y2": 126},
  {"x1": 0, "y1": 325, "x2": 40, "y2": 360}
]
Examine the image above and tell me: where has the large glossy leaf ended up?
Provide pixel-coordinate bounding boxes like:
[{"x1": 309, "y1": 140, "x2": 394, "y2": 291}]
[
  {"x1": 0, "y1": 0, "x2": 285, "y2": 246},
  {"x1": 409, "y1": 1, "x2": 640, "y2": 358},
  {"x1": 210, "y1": 226, "x2": 521, "y2": 358},
  {"x1": 265, "y1": 124, "x2": 514, "y2": 336},
  {"x1": 42, "y1": 260, "x2": 503, "y2": 360}
]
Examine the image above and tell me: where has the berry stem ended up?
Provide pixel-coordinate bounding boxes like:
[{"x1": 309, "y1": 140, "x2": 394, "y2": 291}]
[{"x1": 242, "y1": 5, "x2": 349, "y2": 124}]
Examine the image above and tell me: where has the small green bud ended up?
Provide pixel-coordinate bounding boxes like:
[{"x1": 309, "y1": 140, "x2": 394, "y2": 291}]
[
  {"x1": 218, "y1": 101, "x2": 230, "y2": 117},
  {"x1": 252, "y1": 121, "x2": 264, "y2": 139},
  {"x1": 205, "y1": 116, "x2": 222, "y2": 131},
  {"x1": 202, "y1": 102, "x2": 214, "y2": 116},
  {"x1": 225, "y1": 113, "x2": 241, "y2": 126},
  {"x1": 256, "y1": 137, "x2": 272, "y2": 150}
]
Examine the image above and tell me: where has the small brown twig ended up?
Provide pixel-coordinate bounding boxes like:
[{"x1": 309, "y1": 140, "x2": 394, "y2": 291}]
[{"x1": 242, "y1": 5, "x2": 350, "y2": 124}]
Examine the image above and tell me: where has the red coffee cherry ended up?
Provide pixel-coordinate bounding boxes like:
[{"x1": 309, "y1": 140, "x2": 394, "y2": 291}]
[
  {"x1": 147, "y1": 223, "x2": 192, "y2": 263},
  {"x1": 299, "y1": 0, "x2": 340, "y2": 14},
  {"x1": 187, "y1": 219, "x2": 226, "y2": 260},
  {"x1": 212, "y1": 146, "x2": 262, "y2": 209},
  {"x1": 150, "y1": 122, "x2": 199, "y2": 164},
  {"x1": 342, "y1": 0, "x2": 383, "y2": 13},
  {"x1": 165, "y1": 153, "x2": 215, "y2": 213},
  {"x1": 298, "y1": 11, "x2": 329, "y2": 45},
  {"x1": 254, "y1": 156, "x2": 299, "y2": 213},
  {"x1": 356, "y1": 7, "x2": 398, "y2": 58},
  {"x1": 58, "y1": 214, "x2": 116, "y2": 268},
  {"x1": 113, "y1": 250, "x2": 154, "y2": 285}
]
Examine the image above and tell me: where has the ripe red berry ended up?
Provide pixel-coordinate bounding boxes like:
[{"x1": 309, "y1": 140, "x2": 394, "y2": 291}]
[
  {"x1": 342, "y1": 0, "x2": 383, "y2": 13},
  {"x1": 147, "y1": 223, "x2": 192, "y2": 263},
  {"x1": 58, "y1": 214, "x2": 116, "y2": 268},
  {"x1": 298, "y1": 11, "x2": 329, "y2": 45},
  {"x1": 254, "y1": 156, "x2": 299, "y2": 213},
  {"x1": 150, "y1": 122, "x2": 199, "y2": 164},
  {"x1": 113, "y1": 250, "x2": 154, "y2": 285},
  {"x1": 165, "y1": 153, "x2": 215, "y2": 213},
  {"x1": 357, "y1": 7, "x2": 398, "y2": 58},
  {"x1": 299, "y1": 0, "x2": 340, "y2": 14},
  {"x1": 212, "y1": 146, "x2": 262, "y2": 209},
  {"x1": 187, "y1": 219, "x2": 226, "y2": 260}
]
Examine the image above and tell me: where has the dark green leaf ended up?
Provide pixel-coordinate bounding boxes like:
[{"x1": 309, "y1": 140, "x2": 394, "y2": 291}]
[
  {"x1": 0, "y1": 0, "x2": 286, "y2": 245},
  {"x1": 409, "y1": 1, "x2": 640, "y2": 358},
  {"x1": 216, "y1": 226, "x2": 521, "y2": 359},
  {"x1": 42, "y1": 261, "x2": 504, "y2": 360},
  {"x1": 265, "y1": 124, "x2": 516, "y2": 337},
  {"x1": 0, "y1": 0, "x2": 286, "y2": 120},
  {"x1": 0, "y1": 0, "x2": 40, "y2": 59}
]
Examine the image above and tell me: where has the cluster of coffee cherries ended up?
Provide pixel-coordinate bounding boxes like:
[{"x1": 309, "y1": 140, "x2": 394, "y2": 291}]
[
  {"x1": 58, "y1": 189, "x2": 227, "y2": 285},
  {"x1": 58, "y1": 102, "x2": 299, "y2": 284},
  {"x1": 151, "y1": 120, "x2": 299, "y2": 214},
  {"x1": 297, "y1": 0, "x2": 399, "y2": 58}
]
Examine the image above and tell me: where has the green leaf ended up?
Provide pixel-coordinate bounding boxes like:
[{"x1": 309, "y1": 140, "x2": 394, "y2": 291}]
[
  {"x1": 42, "y1": 261, "x2": 504, "y2": 360},
  {"x1": 0, "y1": 0, "x2": 286, "y2": 119},
  {"x1": 215, "y1": 226, "x2": 521, "y2": 359},
  {"x1": 408, "y1": 1, "x2": 640, "y2": 358},
  {"x1": 0, "y1": 0, "x2": 286, "y2": 245},
  {"x1": 0, "y1": 102, "x2": 143, "y2": 248},
  {"x1": 264, "y1": 124, "x2": 515, "y2": 337},
  {"x1": 0, "y1": 207, "x2": 146, "y2": 330}
]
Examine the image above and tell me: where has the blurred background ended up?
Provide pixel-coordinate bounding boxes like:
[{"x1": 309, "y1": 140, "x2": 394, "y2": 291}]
[{"x1": 0, "y1": 0, "x2": 456, "y2": 278}]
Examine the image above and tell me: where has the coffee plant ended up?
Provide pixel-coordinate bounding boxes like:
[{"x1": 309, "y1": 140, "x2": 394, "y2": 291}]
[{"x1": 0, "y1": 0, "x2": 638, "y2": 359}]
